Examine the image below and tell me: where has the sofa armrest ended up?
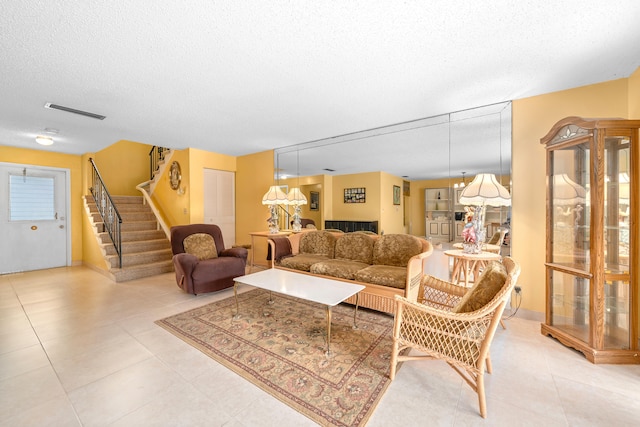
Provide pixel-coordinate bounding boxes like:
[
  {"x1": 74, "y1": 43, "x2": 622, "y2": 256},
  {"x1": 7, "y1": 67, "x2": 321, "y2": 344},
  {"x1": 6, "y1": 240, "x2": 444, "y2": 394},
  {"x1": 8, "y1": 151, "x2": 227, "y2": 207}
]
[
  {"x1": 220, "y1": 247, "x2": 248, "y2": 262},
  {"x1": 267, "y1": 236, "x2": 293, "y2": 268}
]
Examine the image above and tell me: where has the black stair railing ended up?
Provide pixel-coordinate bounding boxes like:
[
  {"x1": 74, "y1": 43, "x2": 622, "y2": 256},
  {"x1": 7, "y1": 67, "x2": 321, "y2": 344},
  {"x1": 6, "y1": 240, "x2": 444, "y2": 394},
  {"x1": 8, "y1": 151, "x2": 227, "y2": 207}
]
[
  {"x1": 149, "y1": 146, "x2": 168, "y2": 180},
  {"x1": 89, "y1": 158, "x2": 123, "y2": 268}
]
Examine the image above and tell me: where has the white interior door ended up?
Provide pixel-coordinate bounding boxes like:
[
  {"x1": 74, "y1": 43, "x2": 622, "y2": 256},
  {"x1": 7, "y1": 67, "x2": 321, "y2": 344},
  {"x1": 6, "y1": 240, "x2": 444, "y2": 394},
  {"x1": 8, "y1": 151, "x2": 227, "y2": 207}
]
[
  {"x1": 203, "y1": 169, "x2": 235, "y2": 246},
  {"x1": 0, "y1": 163, "x2": 70, "y2": 274}
]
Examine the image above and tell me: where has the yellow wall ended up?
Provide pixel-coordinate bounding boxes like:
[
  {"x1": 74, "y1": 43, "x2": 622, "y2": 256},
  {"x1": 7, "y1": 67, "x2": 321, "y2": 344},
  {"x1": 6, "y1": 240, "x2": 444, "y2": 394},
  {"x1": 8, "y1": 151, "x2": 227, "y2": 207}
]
[
  {"x1": 380, "y1": 172, "x2": 405, "y2": 234},
  {"x1": 236, "y1": 150, "x2": 274, "y2": 246},
  {"x1": 630, "y1": 67, "x2": 640, "y2": 118},
  {"x1": 512, "y1": 77, "x2": 629, "y2": 313},
  {"x1": 93, "y1": 140, "x2": 153, "y2": 196},
  {"x1": 331, "y1": 172, "x2": 381, "y2": 224},
  {"x1": 0, "y1": 146, "x2": 84, "y2": 264},
  {"x1": 152, "y1": 149, "x2": 191, "y2": 226}
]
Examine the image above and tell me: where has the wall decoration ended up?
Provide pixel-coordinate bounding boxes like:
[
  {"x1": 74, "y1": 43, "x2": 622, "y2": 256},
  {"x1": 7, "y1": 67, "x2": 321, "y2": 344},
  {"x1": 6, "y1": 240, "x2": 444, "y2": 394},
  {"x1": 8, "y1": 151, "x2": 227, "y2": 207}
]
[
  {"x1": 310, "y1": 191, "x2": 319, "y2": 211},
  {"x1": 393, "y1": 185, "x2": 401, "y2": 205},
  {"x1": 344, "y1": 187, "x2": 366, "y2": 203}
]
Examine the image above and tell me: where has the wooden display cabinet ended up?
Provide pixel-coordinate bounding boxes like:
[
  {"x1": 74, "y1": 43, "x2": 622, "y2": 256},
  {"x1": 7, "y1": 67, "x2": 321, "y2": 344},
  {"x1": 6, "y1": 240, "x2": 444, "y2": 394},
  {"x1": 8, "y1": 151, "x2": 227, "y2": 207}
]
[{"x1": 540, "y1": 116, "x2": 639, "y2": 364}]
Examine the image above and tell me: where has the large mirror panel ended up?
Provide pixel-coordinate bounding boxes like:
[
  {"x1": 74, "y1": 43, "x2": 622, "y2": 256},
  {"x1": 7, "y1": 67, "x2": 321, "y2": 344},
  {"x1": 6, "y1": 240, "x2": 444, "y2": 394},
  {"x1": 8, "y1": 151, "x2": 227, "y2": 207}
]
[{"x1": 273, "y1": 102, "x2": 512, "y2": 253}]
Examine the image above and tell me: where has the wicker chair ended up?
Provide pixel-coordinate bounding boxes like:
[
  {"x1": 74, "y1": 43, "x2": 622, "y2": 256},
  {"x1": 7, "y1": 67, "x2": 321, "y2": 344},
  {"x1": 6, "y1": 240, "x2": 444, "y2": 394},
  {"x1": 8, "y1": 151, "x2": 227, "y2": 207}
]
[{"x1": 389, "y1": 257, "x2": 521, "y2": 418}]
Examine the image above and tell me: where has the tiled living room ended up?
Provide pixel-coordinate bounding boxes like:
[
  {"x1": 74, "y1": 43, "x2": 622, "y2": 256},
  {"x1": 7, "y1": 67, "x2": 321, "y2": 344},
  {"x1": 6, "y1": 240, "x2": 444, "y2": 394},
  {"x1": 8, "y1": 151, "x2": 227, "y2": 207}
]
[
  {"x1": 2, "y1": 2, "x2": 640, "y2": 426},
  {"x1": 2, "y1": 266, "x2": 639, "y2": 426}
]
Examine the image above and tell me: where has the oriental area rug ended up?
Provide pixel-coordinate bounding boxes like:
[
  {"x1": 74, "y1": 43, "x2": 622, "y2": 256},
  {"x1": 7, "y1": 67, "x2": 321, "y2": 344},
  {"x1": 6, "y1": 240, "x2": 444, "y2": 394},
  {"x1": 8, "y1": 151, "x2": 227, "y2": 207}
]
[{"x1": 156, "y1": 289, "x2": 399, "y2": 426}]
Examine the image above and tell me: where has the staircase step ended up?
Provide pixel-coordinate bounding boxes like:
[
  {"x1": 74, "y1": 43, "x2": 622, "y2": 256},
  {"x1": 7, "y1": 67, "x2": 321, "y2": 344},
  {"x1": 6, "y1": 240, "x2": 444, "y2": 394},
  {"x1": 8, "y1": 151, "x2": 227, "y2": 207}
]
[
  {"x1": 86, "y1": 202, "x2": 151, "y2": 213},
  {"x1": 106, "y1": 248, "x2": 173, "y2": 269},
  {"x1": 103, "y1": 238, "x2": 171, "y2": 256},
  {"x1": 109, "y1": 260, "x2": 174, "y2": 282},
  {"x1": 89, "y1": 211, "x2": 155, "y2": 222},
  {"x1": 98, "y1": 229, "x2": 166, "y2": 244},
  {"x1": 94, "y1": 220, "x2": 159, "y2": 232}
]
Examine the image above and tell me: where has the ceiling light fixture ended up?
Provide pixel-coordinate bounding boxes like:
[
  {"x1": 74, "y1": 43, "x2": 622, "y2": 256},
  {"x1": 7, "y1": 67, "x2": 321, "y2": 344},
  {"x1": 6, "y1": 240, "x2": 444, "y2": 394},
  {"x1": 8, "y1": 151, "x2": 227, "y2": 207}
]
[
  {"x1": 453, "y1": 172, "x2": 467, "y2": 189},
  {"x1": 35, "y1": 135, "x2": 54, "y2": 146}
]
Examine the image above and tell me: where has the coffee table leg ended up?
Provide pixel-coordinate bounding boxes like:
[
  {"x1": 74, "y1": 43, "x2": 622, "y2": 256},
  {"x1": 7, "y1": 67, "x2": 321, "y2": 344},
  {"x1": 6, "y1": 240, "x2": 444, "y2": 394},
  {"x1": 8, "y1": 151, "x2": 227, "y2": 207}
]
[
  {"x1": 232, "y1": 282, "x2": 241, "y2": 320},
  {"x1": 325, "y1": 305, "x2": 332, "y2": 356},
  {"x1": 352, "y1": 293, "x2": 359, "y2": 329}
]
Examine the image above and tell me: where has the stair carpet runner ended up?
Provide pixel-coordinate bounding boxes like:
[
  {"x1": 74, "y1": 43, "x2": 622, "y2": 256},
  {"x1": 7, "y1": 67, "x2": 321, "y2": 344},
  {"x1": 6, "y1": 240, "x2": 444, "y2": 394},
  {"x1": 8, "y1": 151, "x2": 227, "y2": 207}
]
[{"x1": 84, "y1": 195, "x2": 174, "y2": 282}]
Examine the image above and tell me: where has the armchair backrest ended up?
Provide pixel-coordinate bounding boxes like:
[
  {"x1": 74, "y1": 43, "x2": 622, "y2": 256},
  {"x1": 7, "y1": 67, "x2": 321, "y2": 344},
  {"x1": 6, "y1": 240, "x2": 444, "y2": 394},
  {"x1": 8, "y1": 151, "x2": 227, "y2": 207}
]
[{"x1": 170, "y1": 224, "x2": 226, "y2": 256}]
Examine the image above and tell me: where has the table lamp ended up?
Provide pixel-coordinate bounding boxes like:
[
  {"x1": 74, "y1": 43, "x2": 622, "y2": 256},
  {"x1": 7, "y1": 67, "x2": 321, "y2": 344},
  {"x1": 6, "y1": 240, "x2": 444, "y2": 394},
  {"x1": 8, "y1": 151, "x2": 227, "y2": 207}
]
[
  {"x1": 458, "y1": 173, "x2": 511, "y2": 253},
  {"x1": 262, "y1": 185, "x2": 288, "y2": 233}
]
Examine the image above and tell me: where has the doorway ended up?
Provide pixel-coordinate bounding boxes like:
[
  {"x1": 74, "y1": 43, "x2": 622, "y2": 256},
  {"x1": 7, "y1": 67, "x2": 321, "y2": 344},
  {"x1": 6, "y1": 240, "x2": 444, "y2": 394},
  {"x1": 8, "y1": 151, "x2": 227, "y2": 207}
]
[
  {"x1": 203, "y1": 169, "x2": 236, "y2": 246},
  {"x1": 0, "y1": 163, "x2": 70, "y2": 273}
]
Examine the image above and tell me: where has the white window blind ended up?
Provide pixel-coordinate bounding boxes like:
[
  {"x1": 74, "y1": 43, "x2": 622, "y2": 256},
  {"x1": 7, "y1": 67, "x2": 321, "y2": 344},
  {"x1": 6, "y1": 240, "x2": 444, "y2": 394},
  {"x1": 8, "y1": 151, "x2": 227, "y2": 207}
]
[{"x1": 9, "y1": 174, "x2": 55, "y2": 221}]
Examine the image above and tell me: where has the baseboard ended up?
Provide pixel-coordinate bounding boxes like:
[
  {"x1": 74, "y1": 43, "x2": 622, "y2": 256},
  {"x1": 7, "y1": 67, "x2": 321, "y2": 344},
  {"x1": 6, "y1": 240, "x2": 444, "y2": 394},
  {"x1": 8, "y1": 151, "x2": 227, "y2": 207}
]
[{"x1": 503, "y1": 306, "x2": 544, "y2": 322}]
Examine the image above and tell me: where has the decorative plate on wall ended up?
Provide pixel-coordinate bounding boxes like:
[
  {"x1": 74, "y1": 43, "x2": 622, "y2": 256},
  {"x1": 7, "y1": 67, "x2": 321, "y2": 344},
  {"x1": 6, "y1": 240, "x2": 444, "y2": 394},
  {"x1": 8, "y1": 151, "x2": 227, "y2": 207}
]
[{"x1": 169, "y1": 161, "x2": 181, "y2": 190}]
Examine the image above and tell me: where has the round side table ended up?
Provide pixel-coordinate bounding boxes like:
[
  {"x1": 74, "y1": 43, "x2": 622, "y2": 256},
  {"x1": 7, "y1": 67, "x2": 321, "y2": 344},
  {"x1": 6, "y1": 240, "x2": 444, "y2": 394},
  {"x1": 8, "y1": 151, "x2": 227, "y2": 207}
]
[{"x1": 444, "y1": 249, "x2": 501, "y2": 287}]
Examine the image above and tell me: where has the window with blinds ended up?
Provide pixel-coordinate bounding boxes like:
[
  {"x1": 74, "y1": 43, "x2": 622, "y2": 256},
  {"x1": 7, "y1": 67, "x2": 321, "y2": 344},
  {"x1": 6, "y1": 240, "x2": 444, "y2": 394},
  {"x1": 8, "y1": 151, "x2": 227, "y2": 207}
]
[{"x1": 9, "y1": 174, "x2": 55, "y2": 221}]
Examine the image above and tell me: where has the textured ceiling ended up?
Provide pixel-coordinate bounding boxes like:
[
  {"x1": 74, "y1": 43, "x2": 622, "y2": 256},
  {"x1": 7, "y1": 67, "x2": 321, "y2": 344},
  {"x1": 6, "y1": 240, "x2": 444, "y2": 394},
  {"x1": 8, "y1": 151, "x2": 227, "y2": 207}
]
[{"x1": 1, "y1": 1, "x2": 639, "y2": 170}]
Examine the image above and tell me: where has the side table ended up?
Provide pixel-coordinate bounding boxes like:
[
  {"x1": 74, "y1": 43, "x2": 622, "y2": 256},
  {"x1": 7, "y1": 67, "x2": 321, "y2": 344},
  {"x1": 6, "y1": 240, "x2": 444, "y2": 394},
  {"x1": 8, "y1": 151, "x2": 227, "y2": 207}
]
[
  {"x1": 444, "y1": 249, "x2": 501, "y2": 287},
  {"x1": 248, "y1": 231, "x2": 291, "y2": 271}
]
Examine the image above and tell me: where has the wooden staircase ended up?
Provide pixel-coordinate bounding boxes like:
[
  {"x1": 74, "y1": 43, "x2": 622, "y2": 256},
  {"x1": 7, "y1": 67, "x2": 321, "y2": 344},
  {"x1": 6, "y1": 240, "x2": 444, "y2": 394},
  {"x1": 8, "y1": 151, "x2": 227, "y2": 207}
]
[{"x1": 84, "y1": 195, "x2": 174, "y2": 282}]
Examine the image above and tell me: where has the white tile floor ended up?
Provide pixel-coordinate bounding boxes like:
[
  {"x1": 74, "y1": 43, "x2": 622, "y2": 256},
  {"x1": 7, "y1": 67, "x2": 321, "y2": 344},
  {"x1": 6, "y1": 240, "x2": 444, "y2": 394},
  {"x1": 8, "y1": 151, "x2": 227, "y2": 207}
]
[{"x1": 1, "y1": 266, "x2": 639, "y2": 426}]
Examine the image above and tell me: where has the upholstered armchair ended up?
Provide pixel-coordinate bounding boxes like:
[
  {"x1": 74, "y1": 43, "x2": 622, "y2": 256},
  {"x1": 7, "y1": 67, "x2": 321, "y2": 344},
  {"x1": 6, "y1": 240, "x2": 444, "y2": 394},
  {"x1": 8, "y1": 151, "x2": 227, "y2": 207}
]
[
  {"x1": 170, "y1": 224, "x2": 248, "y2": 295},
  {"x1": 389, "y1": 257, "x2": 521, "y2": 418}
]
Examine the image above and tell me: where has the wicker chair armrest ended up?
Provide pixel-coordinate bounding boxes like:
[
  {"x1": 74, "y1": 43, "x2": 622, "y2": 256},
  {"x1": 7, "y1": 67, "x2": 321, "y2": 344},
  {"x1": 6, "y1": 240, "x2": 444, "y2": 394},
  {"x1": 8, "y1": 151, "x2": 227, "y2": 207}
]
[{"x1": 419, "y1": 275, "x2": 467, "y2": 310}]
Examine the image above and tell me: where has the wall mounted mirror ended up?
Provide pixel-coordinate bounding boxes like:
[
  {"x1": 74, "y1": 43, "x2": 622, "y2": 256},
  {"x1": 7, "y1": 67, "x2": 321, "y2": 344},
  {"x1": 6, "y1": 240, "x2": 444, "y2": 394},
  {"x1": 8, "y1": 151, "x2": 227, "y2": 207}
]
[{"x1": 273, "y1": 102, "x2": 512, "y2": 253}]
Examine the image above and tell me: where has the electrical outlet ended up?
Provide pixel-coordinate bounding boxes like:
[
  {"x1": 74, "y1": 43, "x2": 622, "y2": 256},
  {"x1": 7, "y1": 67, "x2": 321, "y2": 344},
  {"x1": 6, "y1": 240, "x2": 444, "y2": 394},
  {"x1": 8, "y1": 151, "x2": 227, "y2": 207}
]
[{"x1": 514, "y1": 286, "x2": 522, "y2": 294}]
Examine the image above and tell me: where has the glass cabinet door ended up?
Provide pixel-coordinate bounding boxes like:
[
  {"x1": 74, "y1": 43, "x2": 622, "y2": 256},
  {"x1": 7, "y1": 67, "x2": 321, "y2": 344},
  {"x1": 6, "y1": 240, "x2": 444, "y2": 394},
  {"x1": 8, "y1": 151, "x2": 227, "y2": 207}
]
[
  {"x1": 548, "y1": 138, "x2": 591, "y2": 342},
  {"x1": 603, "y1": 133, "x2": 631, "y2": 349}
]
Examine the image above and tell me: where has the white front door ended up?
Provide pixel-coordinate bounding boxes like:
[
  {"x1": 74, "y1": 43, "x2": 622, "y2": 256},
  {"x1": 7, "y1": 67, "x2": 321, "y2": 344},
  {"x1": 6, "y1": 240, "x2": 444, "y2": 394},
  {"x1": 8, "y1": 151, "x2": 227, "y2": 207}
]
[
  {"x1": 0, "y1": 163, "x2": 70, "y2": 274},
  {"x1": 203, "y1": 169, "x2": 235, "y2": 246}
]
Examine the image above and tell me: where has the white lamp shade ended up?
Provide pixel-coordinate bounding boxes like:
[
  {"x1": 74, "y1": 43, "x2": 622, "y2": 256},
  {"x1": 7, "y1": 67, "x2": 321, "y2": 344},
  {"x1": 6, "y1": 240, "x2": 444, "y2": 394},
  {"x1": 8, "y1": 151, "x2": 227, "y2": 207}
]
[
  {"x1": 459, "y1": 173, "x2": 511, "y2": 206},
  {"x1": 553, "y1": 173, "x2": 586, "y2": 205},
  {"x1": 261, "y1": 185, "x2": 288, "y2": 205},
  {"x1": 286, "y1": 187, "x2": 307, "y2": 205}
]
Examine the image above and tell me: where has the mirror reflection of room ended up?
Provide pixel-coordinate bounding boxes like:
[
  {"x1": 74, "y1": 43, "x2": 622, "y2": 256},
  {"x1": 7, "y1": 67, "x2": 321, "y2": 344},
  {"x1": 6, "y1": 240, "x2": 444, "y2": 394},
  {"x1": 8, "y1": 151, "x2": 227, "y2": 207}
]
[{"x1": 273, "y1": 101, "x2": 512, "y2": 256}]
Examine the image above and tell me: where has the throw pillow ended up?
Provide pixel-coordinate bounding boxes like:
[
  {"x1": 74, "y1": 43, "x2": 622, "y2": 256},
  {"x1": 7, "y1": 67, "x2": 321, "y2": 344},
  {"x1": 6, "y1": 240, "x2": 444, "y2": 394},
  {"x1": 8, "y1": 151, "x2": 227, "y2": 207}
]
[
  {"x1": 183, "y1": 233, "x2": 218, "y2": 260},
  {"x1": 453, "y1": 261, "x2": 507, "y2": 313}
]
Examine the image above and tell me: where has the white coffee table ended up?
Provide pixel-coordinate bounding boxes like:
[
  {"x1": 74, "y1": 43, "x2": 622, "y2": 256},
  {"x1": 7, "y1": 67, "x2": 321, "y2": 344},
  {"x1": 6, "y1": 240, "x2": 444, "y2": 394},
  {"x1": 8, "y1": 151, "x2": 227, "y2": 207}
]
[{"x1": 233, "y1": 268, "x2": 365, "y2": 355}]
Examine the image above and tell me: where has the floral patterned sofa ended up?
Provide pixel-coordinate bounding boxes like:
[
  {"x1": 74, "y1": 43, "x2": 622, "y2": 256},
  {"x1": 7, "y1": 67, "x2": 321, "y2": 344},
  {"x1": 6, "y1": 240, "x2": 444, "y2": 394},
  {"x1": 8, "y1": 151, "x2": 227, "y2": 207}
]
[{"x1": 268, "y1": 230, "x2": 433, "y2": 314}]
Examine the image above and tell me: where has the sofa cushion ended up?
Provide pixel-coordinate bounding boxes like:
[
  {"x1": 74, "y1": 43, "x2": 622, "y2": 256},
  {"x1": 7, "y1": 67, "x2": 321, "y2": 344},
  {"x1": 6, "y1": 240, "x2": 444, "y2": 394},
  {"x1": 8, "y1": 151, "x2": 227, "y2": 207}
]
[
  {"x1": 311, "y1": 259, "x2": 370, "y2": 280},
  {"x1": 299, "y1": 231, "x2": 337, "y2": 258},
  {"x1": 453, "y1": 261, "x2": 507, "y2": 313},
  {"x1": 280, "y1": 254, "x2": 331, "y2": 272},
  {"x1": 354, "y1": 265, "x2": 407, "y2": 289},
  {"x1": 183, "y1": 233, "x2": 218, "y2": 260},
  {"x1": 334, "y1": 233, "x2": 375, "y2": 263},
  {"x1": 372, "y1": 234, "x2": 422, "y2": 267}
]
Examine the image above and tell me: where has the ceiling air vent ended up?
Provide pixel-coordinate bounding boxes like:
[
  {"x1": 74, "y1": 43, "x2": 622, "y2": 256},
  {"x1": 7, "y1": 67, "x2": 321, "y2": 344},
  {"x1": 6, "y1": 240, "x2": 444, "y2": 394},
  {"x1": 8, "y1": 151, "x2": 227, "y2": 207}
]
[{"x1": 44, "y1": 103, "x2": 106, "y2": 120}]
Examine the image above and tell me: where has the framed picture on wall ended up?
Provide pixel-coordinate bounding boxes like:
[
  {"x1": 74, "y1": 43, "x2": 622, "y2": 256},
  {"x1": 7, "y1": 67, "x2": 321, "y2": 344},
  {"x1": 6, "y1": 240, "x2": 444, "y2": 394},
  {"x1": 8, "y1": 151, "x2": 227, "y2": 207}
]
[
  {"x1": 310, "y1": 191, "x2": 319, "y2": 210},
  {"x1": 393, "y1": 185, "x2": 401, "y2": 205},
  {"x1": 344, "y1": 187, "x2": 366, "y2": 203}
]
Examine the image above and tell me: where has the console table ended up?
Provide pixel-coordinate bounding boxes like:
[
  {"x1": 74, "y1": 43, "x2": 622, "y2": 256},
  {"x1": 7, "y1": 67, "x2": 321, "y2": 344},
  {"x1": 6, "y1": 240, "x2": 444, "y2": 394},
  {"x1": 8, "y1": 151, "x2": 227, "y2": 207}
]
[{"x1": 248, "y1": 231, "x2": 291, "y2": 271}]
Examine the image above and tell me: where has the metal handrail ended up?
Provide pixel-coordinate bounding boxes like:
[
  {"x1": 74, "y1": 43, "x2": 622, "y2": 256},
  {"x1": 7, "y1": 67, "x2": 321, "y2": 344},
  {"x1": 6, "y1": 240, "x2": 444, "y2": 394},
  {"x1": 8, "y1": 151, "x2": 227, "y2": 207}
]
[
  {"x1": 88, "y1": 158, "x2": 123, "y2": 268},
  {"x1": 149, "y1": 146, "x2": 168, "y2": 180}
]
